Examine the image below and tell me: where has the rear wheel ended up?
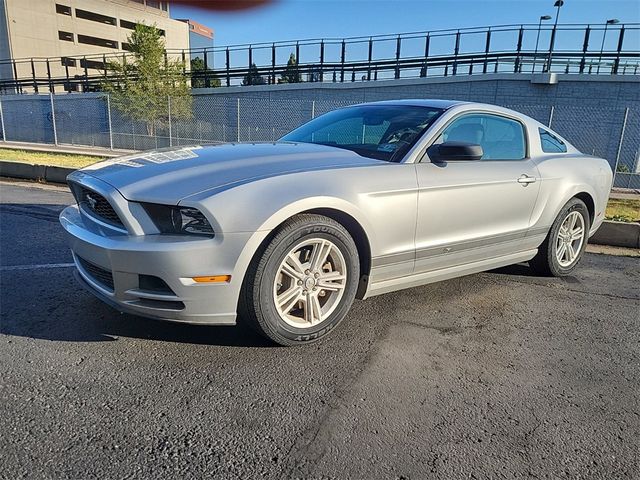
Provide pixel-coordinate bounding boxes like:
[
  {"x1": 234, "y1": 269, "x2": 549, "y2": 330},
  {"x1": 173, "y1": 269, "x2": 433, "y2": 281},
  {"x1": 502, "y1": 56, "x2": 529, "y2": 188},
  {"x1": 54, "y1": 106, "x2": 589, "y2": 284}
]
[
  {"x1": 239, "y1": 214, "x2": 360, "y2": 346},
  {"x1": 529, "y1": 198, "x2": 590, "y2": 276}
]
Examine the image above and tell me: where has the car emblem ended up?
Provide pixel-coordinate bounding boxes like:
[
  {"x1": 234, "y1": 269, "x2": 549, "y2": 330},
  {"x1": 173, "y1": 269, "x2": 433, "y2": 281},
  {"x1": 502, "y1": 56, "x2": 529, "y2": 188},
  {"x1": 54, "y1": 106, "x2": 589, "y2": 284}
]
[{"x1": 85, "y1": 194, "x2": 98, "y2": 210}]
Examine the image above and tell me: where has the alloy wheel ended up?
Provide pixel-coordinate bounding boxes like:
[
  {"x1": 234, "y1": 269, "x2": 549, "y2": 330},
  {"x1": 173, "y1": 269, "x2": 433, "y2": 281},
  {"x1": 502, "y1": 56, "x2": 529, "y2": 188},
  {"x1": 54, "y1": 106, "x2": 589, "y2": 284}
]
[{"x1": 273, "y1": 238, "x2": 347, "y2": 328}]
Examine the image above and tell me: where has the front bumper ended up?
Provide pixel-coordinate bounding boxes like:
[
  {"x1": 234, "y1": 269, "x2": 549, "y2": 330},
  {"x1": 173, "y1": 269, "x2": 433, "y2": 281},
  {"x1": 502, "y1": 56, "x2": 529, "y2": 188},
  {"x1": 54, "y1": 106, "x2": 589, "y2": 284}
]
[{"x1": 60, "y1": 204, "x2": 253, "y2": 325}]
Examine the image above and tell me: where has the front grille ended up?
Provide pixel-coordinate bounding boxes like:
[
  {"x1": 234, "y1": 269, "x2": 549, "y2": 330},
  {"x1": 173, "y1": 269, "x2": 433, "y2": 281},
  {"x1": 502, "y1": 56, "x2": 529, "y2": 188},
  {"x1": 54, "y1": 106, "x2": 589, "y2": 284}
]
[
  {"x1": 77, "y1": 256, "x2": 114, "y2": 291},
  {"x1": 78, "y1": 187, "x2": 124, "y2": 228}
]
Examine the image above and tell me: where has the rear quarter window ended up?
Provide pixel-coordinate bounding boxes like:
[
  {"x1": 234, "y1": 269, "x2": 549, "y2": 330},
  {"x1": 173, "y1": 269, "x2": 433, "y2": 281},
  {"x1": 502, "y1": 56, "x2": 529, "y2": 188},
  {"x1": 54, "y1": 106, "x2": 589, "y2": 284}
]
[{"x1": 539, "y1": 128, "x2": 567, "y2": 153}]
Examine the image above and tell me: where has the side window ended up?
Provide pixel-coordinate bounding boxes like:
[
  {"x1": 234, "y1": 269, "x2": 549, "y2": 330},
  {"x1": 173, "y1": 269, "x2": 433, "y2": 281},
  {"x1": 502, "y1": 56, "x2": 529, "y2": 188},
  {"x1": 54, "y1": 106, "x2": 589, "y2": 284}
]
[
  {"x1": 539, "y1": 128, "x2": 567, "y2": 153},
  {"x1": 435, "y1": 113, "x2": 527, "y2": 160}
]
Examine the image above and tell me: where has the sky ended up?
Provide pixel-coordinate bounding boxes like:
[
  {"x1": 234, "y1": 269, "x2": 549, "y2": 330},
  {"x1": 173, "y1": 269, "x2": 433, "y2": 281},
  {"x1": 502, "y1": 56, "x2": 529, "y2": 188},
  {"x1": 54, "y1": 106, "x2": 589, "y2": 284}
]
[{"x1": 171, "y1": 0, "x2": 640, "y2": 48}]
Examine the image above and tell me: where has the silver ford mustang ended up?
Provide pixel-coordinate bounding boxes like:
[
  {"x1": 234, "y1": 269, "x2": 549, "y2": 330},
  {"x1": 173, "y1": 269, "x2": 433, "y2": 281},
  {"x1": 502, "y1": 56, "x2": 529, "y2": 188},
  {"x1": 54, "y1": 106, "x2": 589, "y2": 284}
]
[{"x1": 60, "y1": 100, "x2": 612, "y2": 345}]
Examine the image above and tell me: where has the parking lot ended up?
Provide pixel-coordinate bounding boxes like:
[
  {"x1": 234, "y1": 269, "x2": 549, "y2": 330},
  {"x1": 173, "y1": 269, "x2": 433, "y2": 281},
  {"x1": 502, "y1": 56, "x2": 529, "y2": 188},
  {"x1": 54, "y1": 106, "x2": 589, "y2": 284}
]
[{"x1": 1, "y1": 179, "x2": 639, "y2": 479}]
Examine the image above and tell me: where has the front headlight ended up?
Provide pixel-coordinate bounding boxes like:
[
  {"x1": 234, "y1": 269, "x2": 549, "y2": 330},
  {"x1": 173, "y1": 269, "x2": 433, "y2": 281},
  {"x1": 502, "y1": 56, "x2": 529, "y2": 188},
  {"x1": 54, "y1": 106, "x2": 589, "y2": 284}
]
[{"x1": 142, "y1": 203, "x2": 214, "y2": 236}]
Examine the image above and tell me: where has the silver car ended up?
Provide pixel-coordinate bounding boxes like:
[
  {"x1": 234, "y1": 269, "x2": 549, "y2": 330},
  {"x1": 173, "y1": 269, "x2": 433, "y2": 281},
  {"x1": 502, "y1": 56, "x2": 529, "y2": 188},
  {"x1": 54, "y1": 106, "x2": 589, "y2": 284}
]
[{"x1": 60, "y1": 100, "x2": 612, "y2": 345}]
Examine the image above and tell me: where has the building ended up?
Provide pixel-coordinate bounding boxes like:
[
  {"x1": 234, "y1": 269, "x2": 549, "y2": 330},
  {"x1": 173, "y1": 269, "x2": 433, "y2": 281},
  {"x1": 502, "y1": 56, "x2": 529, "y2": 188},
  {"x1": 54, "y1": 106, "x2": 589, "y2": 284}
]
[
  {"x1": 179, "y1": 19, "x2": 214, "y2": 56},
  {"x1": 0, "y1": 0, "x2": 191, "y2": 92}
]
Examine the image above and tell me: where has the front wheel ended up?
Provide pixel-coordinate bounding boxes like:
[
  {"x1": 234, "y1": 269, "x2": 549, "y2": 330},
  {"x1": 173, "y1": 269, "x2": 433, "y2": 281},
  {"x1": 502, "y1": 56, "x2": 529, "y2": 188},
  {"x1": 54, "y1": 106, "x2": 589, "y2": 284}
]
[
  {"x1": 529, "y1": 197, "x2": 590, "y2": 276},
  {"x1": 239, "y1": 214, "x2": 360, "y2": 346}
]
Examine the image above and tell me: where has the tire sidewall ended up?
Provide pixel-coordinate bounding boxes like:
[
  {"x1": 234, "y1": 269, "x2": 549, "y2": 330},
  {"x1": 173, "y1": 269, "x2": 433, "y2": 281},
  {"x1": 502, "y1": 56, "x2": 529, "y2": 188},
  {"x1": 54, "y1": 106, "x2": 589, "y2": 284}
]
[
  {"x1": 256, "y1": 221, "x2": 359, "y2": 343},
  {"x1": 547, "y1": 200, "x2": 590, "y2": 276}
]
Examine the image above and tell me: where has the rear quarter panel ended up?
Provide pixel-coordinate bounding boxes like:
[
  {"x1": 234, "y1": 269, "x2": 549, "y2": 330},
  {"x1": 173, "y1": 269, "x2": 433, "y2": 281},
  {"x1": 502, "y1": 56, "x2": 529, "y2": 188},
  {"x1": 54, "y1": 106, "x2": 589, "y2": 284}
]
[{"x1": 530, "y1": 154, "x2": 613, "y2": 236}]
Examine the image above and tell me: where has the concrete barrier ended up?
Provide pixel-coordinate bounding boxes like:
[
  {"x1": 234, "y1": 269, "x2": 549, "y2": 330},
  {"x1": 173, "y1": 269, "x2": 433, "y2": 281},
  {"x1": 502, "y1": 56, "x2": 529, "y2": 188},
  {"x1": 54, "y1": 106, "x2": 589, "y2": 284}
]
[
  {"x1": 0, "y1": 161, "x2": 73, "y2": 184},
  {"x1": 591, "y1": 221, "x2": 640, "y2": 249}
]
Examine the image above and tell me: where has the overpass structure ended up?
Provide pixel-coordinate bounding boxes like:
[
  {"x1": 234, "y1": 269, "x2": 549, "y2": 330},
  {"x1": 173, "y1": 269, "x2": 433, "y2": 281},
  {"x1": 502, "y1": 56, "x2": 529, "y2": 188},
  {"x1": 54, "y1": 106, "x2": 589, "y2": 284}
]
[{"x1": 0, "y1": 23, "x2": 639, "y2": 93}]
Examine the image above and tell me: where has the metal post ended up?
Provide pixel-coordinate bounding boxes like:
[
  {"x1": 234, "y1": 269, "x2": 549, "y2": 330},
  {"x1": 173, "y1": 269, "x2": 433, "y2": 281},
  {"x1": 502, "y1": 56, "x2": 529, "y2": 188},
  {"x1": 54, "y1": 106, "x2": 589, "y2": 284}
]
[
  {"x1": 12, "y1": 59, "x2": 19, "y2": 94},
  {"x1": 46, "y1": 59, "x2": 53, "y2": 93},
  {"x1": 168, "y1": 96, "x2": 173, "y2": 147},
  {"x1": 548, "y1": 105, "x2": 555, "y2": 128},
  {"x1": 271, "y1": 43, "x2": 276, "y2": 84},
  {"x1": 340, "y1": 39, "x2": 346, "y2": 83},
  {"x1": 311, "y1": 100, "x2": 315, "y2": 119},
  {"x1": 0, "y1": 96, "x2": 6, "y2": 142},
  {"x1": 49, "y1": 92, "x2": 58, "y2": 146},
  {"x1": 319, "y1": 41, "x2": 325, "y2": 82},
  {"x1": 83, "y1": 56, "x2": 89, "y2": 91},
  {"x1": 514, "y1": 26, "x2": 524, "y2": 73},
  {"x1": 612, "y1": 107, "x2": 629, "y2": 184},
  {"x1": 452, "y1": 31, "x2": 460, "y2": 76},
  {"x1": 394, "y1": 35, "x2": 401, "y2": 79},
  {"x1": 30, "y1": 59, "x2": 38, "y2": 93},
  {"x1": 546, "y1": 0, "x2": 563, "y2": 72},
  {"x1": 483, "y1": 29, "x2": 491, "y2": 74},
  {"x1": 613, "y1": 26, "x2": 625, "y2": 74},
  {"x1": 106, "y1": 94, "x2": 113, "y2": 150},
  {"x1": 422, "y1": 34, "x2": 430, "y2": 77},
  {"x1": 236, "y1": 98, "x2": 240, "y2": 142},
  {"x1": 546, "y1": 24, "x2": 558, "y2": 72},
  {"x1": 204, "y1": 48, "x2": 210, "y2": 88},
  {"x1": 597, "y1": 23, "x2": 609, "y2": 74},
  {"x1": 367, "y1": 37, "x2": 373, "y2": 81},
  {"x1": 225, "y1": 48, "x2": 230, "y2": 87},
  {"x1": 579, "y1": 26, "x2": 591, "y2": 74}
]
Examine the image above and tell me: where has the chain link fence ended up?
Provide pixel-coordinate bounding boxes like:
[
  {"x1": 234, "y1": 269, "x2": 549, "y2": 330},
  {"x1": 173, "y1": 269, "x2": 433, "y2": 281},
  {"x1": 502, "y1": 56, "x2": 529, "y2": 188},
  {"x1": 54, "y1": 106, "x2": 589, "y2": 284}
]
[{"x1": 0, "y1": 92, "x2": 637, "y2": 189}]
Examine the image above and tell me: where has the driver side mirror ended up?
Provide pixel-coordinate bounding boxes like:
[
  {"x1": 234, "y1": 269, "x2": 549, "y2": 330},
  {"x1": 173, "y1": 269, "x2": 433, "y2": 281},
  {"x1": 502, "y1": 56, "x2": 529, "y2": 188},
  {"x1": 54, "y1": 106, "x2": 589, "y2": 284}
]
[{"x1": 427, "y1": 141, "x2": 484, "y2": 162}]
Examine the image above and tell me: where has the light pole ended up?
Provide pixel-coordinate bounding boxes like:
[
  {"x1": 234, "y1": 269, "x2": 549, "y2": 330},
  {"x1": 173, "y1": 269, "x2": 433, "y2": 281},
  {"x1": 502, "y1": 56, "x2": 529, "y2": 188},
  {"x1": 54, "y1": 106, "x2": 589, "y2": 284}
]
[
  {"x1": 533, "y1": 15, "x2": 552, "y2": 72},
  {"x1": 597, "y1": 18, "x2": 620, "y2": 74},
  {"x1": 545, "y1": 0, "x2": 564, "y2": 72}
]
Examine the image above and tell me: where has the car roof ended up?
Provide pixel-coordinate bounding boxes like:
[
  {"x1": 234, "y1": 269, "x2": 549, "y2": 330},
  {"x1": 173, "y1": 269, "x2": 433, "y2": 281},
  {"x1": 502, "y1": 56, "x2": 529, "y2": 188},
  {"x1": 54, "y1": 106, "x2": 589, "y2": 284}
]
[{"x1": 356, "y1": 99, "x2": 469, "y2": 109}]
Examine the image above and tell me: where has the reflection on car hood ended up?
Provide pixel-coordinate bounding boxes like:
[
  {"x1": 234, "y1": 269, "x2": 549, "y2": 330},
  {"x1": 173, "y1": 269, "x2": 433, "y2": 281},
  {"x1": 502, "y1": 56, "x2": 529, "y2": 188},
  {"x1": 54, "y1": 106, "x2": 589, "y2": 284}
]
[{"x1": 80, "y1": 142, "x2": 380, "y2": 204}]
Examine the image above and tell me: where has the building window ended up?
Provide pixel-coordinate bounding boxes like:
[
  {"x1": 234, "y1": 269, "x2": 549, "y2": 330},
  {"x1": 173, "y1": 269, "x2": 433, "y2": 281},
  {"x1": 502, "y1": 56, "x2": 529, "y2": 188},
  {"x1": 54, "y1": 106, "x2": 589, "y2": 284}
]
[
  {"x1": 120, "y1": 19, "x2": 137, "y2": 30},
  {"x1": 55, "y1": 4, "x2": 71, "y2": 15},
  {"x1": 75, "y1": 9, "x2": 117, "y2": 26},
  {"x1": 161, "y1": 2, "x2": 168, "y2": 11},
  {"x1": 80, "y1": 58, "x2": 105, "y2": 71},
  {"x1": 120, "y1": 19, "x2": 165, "y2": 36},
  {"x1": 121, "y1": 42, "x2": 132, "y2": 51},
  {"x1": 58, "y1": 31, "x2": 74, "y2": 42},
  {"x1": 77, "y1": 34, "x2": 118, "y2": 49},
  {"x1": 61, "y1": 57, "x2": 77, "y2": 67},
  {"x1": 146, "y1": 0, "x2": 160, "y2": 8}
]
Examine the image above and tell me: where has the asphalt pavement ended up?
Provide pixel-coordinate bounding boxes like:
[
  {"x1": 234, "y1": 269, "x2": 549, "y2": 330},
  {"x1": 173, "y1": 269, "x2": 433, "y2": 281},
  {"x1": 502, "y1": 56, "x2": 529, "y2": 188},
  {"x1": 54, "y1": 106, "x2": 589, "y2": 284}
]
[{"x1": 1, "y1": 179, "x2": 639, "y2": 479}]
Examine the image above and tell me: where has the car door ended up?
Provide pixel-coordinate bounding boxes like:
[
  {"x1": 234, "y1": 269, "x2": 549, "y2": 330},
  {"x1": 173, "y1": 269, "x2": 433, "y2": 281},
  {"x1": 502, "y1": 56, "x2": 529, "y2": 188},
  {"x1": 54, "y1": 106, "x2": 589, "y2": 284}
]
[{"x1": 414, "y1": 112, "x2": 540, "y2": 274}]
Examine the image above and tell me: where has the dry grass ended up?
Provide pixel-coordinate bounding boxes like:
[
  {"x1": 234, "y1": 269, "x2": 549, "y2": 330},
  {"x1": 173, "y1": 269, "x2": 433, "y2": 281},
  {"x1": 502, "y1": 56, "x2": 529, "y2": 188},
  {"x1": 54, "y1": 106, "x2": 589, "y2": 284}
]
[
  {"x1": 0, "y1": 148, "x2": 103, "y2": 169},
  {"x1": 605, "y1": 198, "x2": 640, "y2": 223}
]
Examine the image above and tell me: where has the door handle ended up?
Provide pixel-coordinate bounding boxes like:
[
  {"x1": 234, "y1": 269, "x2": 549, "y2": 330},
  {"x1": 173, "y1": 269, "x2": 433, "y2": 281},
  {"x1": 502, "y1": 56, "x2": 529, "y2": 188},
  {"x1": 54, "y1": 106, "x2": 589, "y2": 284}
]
[{"x1": 517, "y1": 174, "x2": 537, "y2": 186}]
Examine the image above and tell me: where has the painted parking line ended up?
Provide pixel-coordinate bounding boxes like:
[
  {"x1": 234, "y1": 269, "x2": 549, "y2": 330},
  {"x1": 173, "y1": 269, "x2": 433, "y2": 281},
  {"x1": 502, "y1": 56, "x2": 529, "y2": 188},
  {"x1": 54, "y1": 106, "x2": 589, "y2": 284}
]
[{"x1": 0, "y1": 263, "x2": 74, "y2": 271}]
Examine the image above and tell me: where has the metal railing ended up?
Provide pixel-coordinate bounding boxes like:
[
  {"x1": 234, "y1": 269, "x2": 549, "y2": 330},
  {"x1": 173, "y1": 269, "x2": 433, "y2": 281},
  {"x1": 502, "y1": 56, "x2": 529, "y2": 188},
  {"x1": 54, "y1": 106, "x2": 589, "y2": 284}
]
[
  {"x1": 0, "y1": 93, "x2": 637, "y2": 189},
  {"x1": 1, "y1": 23, "x2": 639, "y2": 93}
]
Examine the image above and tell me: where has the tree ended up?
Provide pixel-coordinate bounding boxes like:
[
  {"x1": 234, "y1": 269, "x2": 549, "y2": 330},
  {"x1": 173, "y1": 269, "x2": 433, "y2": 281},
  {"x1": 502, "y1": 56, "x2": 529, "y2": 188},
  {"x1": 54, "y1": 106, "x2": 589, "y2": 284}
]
[
  {"x1": 102, "y1": 24, "x2": 191, "y2": 136},
  {"x1": 280, "y1": 53, "x2": 301, "y2": 83},
  {"x1": 190, "y1": 56, "x2": 221, "y2": 88},
  {"x1": 242, "y1": 63, "x2": 266, "y2": 86}
]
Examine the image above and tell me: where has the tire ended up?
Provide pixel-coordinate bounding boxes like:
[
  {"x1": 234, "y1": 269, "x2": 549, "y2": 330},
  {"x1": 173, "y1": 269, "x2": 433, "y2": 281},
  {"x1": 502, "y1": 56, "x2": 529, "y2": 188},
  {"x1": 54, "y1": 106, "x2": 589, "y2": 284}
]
[
  {"x1": 529, "y1": 197, "x2": 591, "y2": 277},
  {"x1": 239, "y1": 214, "x2": 360, "y2": 346}
]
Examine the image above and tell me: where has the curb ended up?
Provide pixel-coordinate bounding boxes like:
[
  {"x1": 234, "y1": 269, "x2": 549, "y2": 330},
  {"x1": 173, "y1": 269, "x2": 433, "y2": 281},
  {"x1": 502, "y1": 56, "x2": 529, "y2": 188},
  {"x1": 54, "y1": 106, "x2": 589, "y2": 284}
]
[
  {"x1": 0, "y1": 161, "x2": 74, "y2": 184},
  {"x1": 590, "y1": 220, "x2": 640, "y2": 249}
]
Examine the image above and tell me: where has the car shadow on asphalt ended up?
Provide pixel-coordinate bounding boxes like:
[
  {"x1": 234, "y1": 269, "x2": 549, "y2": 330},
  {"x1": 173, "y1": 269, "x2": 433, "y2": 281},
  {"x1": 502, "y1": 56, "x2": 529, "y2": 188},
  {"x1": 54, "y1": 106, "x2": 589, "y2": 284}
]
[{"x1": 0, "y1": 269, "x2": 277, "y2": 347}]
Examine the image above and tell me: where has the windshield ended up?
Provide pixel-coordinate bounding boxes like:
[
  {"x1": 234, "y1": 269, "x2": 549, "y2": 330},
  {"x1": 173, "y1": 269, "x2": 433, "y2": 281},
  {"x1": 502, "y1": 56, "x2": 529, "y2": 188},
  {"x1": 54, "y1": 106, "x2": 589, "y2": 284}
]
[{"x1": 280, "y1": 105, "x2": 444, "y2": 162}]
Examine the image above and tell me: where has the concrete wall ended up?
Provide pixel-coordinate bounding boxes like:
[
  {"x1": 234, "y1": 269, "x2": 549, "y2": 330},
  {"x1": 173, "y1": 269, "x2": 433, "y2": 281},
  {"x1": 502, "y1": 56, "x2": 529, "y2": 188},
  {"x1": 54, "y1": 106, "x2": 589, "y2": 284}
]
[{"x1": 196, "y1": 73, "x2": 640, "y2": 172}]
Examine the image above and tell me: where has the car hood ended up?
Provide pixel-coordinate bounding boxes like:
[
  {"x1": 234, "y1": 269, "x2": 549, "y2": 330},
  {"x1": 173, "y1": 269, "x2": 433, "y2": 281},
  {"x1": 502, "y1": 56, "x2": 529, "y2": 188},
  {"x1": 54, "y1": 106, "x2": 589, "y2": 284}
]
[{"x1": 79, "y1": 142, "x2": 381, "y2": 204}]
